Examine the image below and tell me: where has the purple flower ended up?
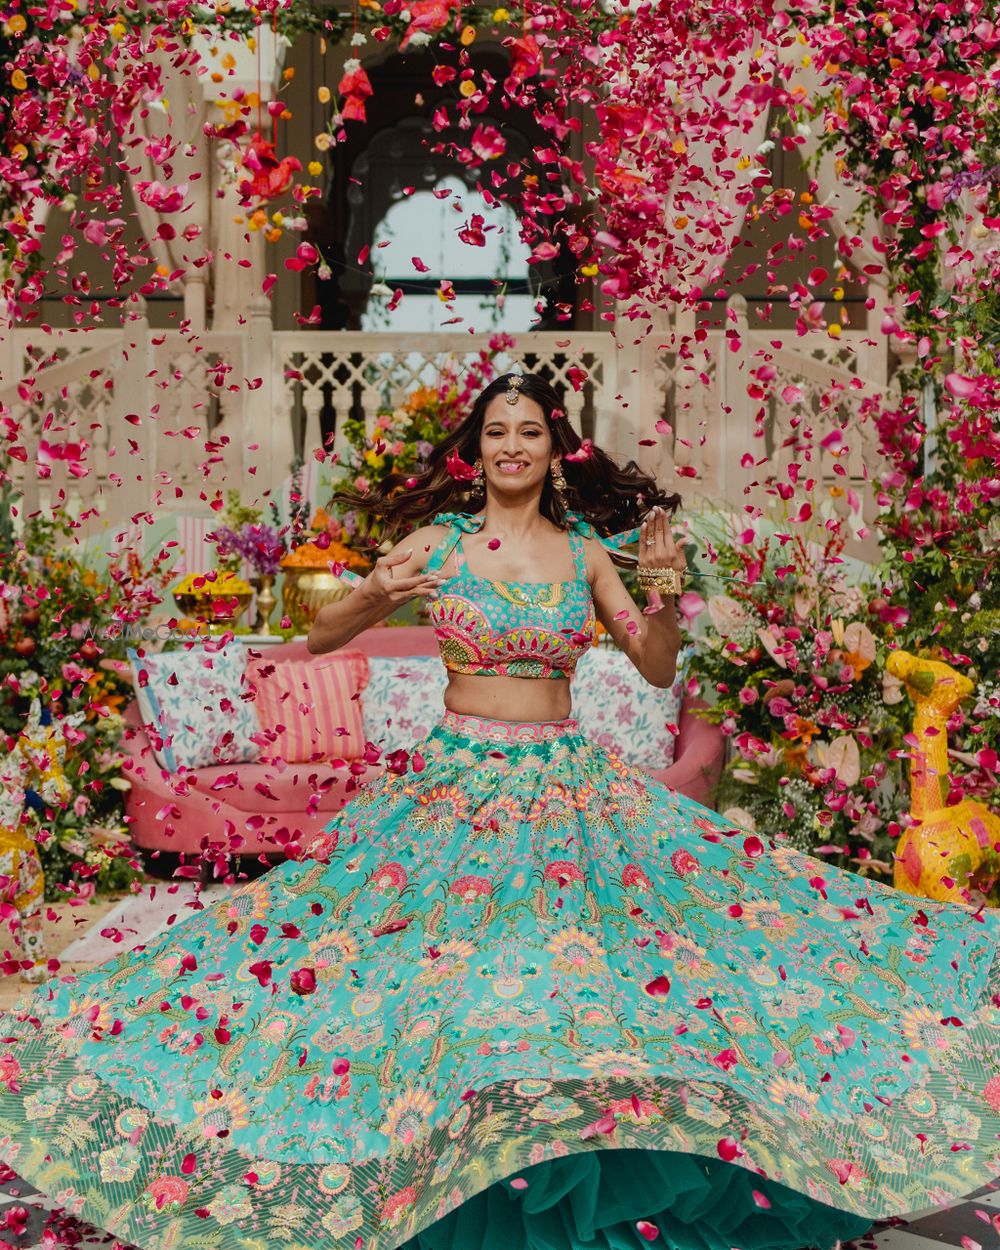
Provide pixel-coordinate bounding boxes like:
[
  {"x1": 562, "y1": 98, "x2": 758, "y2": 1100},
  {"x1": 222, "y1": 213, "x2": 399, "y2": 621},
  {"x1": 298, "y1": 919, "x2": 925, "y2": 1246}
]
[{"x1": 211, "y1": 523, "x2": 286, "y2": 576}]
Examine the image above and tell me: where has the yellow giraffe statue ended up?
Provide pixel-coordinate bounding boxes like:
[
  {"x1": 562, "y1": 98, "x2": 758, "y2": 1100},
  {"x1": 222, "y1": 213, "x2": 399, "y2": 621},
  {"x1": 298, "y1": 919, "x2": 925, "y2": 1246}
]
[{"x1": 888, "y1": 650, "x2": 1000, "y2": 906}]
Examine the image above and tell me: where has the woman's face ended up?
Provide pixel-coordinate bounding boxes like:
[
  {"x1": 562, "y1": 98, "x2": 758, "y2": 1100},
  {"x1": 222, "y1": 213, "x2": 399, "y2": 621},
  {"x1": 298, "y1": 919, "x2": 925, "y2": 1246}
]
[{"x1": 478, "y1": 393, "x2": 555, "y2": 499}]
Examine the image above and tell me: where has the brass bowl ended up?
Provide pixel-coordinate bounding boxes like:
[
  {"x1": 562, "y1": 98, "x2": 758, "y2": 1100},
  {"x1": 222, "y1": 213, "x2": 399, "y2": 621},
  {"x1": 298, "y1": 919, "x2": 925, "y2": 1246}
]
[
  {"x1": 281, "y1": 567, "x2": 353, "y2": 633},
  {"x1": 174, "y1": 589, "x2": 254, "y2": 633}
]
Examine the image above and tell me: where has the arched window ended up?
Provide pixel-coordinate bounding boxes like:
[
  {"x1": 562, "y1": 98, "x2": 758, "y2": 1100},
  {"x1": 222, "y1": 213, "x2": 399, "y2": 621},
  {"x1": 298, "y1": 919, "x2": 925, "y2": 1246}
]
[{"x1": 361, "y1": 181, "x2": 536, "y2": 332}]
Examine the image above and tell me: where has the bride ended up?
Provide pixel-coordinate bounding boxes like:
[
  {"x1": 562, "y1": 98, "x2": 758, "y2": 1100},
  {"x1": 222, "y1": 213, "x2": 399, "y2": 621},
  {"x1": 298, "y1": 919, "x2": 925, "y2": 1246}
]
[{"x1": 0, "y1": 371, "x2": 997, "y2": 1250}]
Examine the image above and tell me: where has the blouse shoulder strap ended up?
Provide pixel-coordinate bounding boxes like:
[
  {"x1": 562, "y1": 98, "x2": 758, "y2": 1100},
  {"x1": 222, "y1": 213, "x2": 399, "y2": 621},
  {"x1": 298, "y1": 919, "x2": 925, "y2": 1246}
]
[
  {"x1": 566, "y1": 512, "x2": 640, "y2": 564},
  {"x1": 425, "y1": 512, "x2": 479, "y2": 574}
]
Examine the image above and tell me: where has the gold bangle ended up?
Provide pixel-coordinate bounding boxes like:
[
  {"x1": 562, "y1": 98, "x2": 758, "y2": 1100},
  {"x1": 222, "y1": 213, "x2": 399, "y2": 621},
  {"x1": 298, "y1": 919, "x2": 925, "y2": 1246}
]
[{"x1": 637, "y1": 568, "x2": 684, "y2": 595}]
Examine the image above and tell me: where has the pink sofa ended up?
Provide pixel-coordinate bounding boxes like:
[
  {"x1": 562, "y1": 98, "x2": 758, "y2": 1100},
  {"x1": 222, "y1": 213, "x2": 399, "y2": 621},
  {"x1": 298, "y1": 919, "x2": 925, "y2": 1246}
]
[{"x1": 121, "y1": 627, "x2": 724, "y2": 876}]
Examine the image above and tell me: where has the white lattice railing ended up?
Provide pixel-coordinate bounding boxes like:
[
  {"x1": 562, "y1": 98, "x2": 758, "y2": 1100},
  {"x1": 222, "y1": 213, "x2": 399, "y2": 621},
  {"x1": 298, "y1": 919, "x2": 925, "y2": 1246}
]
[
  {"x1": 2, "y1": 312, "x2": 889, "y2": 555},
  {"x1": 272, "y1": 329, "x2": 627, "y2": 459}
]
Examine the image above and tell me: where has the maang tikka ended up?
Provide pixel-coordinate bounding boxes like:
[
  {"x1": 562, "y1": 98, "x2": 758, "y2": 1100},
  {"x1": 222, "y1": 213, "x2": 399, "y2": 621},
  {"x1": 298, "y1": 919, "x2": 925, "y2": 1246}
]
[{"x1": 505, "y1": 374, "x2": 524, "y2": 405}]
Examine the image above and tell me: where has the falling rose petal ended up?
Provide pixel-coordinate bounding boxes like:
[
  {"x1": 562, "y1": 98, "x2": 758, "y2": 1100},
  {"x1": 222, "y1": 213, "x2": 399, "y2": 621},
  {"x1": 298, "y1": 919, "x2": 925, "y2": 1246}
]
[
  {"x1": 944, "y1": 373, "x2": 980, "y2": 400},
  {"x1": 510, "y1": 1178, "x2": 529, "y2": 1191},
  {"x1": 636, "y1": 1221, "x2": 659, "y2": 1242},
  {"x1": 644, "y1": 975, "x2": 671, "y2": 998},
  {"x1": 743, "y1": 836, "x2": 763, "y2": 858},
  {"x1": 445, "y1": 449, "x2": 481, "y2": 482},
  {"x1": 717, "y1": 1137, "x2": 742, "y2": 1162},
  {"x1": 580, "y1": 1113, "x2": 617, "y2": 1140},
  {"x1": 751, "y1": 1191, "x2": 771, "y2": 1210}
]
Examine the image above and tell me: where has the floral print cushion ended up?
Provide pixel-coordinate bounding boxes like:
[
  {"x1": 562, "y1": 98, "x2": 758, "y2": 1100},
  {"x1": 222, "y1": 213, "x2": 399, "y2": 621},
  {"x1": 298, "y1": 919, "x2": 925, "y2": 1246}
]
[
  {"x1": 571, "y1": 646, "x2": 689, "y2": 769},
  {"x1": 363, "y1": 657, "x2": 448, "y2": 753},
  {"x1": 128, "y1": 641, "x2": 260, "y2": 772},
  {"x1": 363, "y1": 649, "x2": 689, "y2": 768}
]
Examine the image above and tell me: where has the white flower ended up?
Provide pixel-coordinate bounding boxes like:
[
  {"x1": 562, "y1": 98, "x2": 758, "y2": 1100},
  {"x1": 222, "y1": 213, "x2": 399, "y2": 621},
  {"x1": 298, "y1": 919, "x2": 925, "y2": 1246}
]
[
  {"x1": 756, "y1": 140, "x2": 775, "y2": 155},
  {"x1": 406, "y1": 31, "x2": 433, "y2": 46},
  {"x1": 369, "y1": 281, "x2": 392, "y2": 297},
  {"x1": 881, "y1": 670, "x2": 905, "y2": 705},
  {"x1": 342, "y1": 57, "x2": 361, "y2": 74},
  {"x1": 399, "y1": 7, "x2": 411, "y2": 18},
  {"x1": 707, "y1": 595, "x2": 749, "y2": 638},
  {"x1": 722, "y1": 807, "x2": 757, "y2": 831},
  {"x1": 795, "y1": 123, "x2": 812, "y2": 138},
  {"x1": 350, "y1": 32, "x2": 367, "y2": 46}
]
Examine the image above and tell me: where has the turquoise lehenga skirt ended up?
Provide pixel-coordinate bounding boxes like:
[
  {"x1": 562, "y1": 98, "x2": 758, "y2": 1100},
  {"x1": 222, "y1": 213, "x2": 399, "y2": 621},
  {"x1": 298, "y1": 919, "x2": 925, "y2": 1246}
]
[{"x1": 1, "y1": 711, "x2": 999, "y2": 1250}]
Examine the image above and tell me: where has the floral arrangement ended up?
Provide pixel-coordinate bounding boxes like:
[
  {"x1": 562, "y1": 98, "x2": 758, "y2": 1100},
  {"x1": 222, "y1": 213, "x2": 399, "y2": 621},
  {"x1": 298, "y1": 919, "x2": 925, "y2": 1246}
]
[
  {"x1": 328, "y1": 335, "x2": 513, "y2": 552},
  {"x1": 174, "y1": 570, "x2": 254, "y2": 597},
  {"x1": 281, "y1": 507, "x2": 372, "y2": 572},
  {"x1": 689, "y1": 513, "x2": 905, "y2": 875},
  {"x1": 0, "y1": 501, "x2": 173, "y2": 897},
  {"x1": 866, "y1": 393, "x2": 999, "y2": 809},
  {"x1": 210, "y1": 523, "x2": 287, "y2": 577}
]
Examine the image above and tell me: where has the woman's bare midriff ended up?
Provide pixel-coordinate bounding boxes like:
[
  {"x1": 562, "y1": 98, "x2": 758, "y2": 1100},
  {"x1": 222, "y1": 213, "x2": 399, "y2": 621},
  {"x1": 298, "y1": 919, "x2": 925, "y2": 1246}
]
[{"x1": 443, "y1": 672, "x2": 573, "y2": 723}]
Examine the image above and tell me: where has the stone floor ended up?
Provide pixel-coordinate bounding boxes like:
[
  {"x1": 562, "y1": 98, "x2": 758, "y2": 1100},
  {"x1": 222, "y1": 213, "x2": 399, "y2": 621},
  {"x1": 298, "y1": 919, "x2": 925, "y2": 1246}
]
[{"x1": 1, "y1": 888, "x2": 998, "y2": 1249}]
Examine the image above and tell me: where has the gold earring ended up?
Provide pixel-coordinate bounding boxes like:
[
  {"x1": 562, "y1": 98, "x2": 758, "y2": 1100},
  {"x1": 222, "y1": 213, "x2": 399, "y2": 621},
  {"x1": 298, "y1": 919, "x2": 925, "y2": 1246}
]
[
  {"x1": 473, "y1": 458, "x2": 485, "y2": 489},
  {"x1": 550, "y1": 459, "x2": 568, "y2": 505}
]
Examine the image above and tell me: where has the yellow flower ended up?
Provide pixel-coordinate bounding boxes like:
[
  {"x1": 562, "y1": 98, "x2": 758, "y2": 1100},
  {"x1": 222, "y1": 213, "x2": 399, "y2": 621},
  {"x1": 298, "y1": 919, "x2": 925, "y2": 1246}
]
[
  {"x1": 111, "y1": 20, "x2": 126, "y2": 39},
  {"x1": 460, "y1": 24, "x2": 476, "y2": 44},
  {"x1": 546, "y1": 927, "x2": 606, "y2": 978},
  {"x1": 736, "y1": 155, "x2": 751, "y2": 170},
  {"x1": 831, "y1": 286, "x2": 844, "y2": 301},
  {"x1": 459, "y1": 79, "x2": 477, "y2": 97},
  {"x1": 674, "y1": 215, "x2": 688, "y2": 228},
  {"x1": 10, "y1": 69, "x2": 27, "y2": 90},
  {"x1": 315, "y1": 132, "x2": 333, "y2": 151},
  {"x1": 7, "y1": 13, "x2": 27, "y2": 32},
  {"x1": 827, "y1": 323, "x2": 842, "y2": 339},
  {"x1": 671, "y1": 137, "x2": 687, "y2": 154},
  {"x1": 492, "y1": 7, "x2": 510, "y2": 19},
  {"x1": 580, "y1": 263, "x2": 598, "y2": 277},
  {"x1": 318, "y1": 85, "x2": 331, "y2": 103},
  {"x1": 308, "y1": 160, "x2": 324, "y2": 177},
  {"x1": 283, "y1": 66, "x2": 295, "y2": 80},
  {"x1": 11, "y1": 143, "x2": 27, "y2": 162}
]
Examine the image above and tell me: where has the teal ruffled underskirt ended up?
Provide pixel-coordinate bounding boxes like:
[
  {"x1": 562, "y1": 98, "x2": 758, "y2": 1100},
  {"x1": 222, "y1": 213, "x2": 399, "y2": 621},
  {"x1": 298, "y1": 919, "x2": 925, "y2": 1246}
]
[{"x1": 401, "y1": 1150, "x2": 872, "y2": 1250}]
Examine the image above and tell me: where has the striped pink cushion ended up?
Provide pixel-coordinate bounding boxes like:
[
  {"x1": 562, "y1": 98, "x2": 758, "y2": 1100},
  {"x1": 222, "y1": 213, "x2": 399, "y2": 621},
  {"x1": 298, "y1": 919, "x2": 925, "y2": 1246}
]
[{"x1": 248, "y1": 651, "x2": 370, "y2": 762}]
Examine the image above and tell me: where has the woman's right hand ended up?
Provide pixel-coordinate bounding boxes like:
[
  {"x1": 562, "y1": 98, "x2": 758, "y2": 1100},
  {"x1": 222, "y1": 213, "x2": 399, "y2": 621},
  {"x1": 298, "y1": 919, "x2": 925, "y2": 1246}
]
[{"x1": 359, "y1": 548, "x2": 442, "y2": 610}]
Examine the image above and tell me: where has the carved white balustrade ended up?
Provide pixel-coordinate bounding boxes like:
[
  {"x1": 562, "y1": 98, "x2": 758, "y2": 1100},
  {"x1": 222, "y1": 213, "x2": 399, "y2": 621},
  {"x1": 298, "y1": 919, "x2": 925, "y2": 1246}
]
[{"x1": 1, "y1": 313, "x2": 888, "y2": 558}]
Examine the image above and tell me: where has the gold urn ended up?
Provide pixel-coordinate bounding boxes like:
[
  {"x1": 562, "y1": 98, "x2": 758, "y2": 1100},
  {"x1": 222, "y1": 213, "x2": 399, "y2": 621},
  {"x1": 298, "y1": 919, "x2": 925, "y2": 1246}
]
[
  {"x1": 281, "y1": 567, "x2": 353, "y2": 633},
  {"x1": 173, "y1": 574, "x2": 253, "y2": 634}
]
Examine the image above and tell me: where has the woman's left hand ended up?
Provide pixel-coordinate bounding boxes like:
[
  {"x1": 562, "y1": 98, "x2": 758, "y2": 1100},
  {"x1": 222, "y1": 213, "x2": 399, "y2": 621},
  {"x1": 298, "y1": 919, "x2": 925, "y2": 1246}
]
[{"x1": 638, "y1": 506, "x2": 686, "y2": 591}]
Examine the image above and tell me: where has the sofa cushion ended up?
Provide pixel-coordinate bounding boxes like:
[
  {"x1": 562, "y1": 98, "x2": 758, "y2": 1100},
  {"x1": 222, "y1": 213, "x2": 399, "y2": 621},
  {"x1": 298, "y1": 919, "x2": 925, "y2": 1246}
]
[
  {"x1": 246, "y1": 650, "x2": 370, "y2": 763},
  {"x1": 572, "y1": 646, "x2": 689, "y2": 768},
  {"x1": 364, "y1": 656, "x2": 448, "y2": 752},
  {"x1": 128, "y1": 640, "x2": 260, "y2": 772}
]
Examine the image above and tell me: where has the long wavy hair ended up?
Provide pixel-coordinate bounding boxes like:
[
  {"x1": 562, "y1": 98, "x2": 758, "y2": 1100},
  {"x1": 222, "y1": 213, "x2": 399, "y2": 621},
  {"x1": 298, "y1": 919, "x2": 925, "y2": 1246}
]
[{"x1": 333, "y1": 373, "x2": 681, "y2": 559}]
